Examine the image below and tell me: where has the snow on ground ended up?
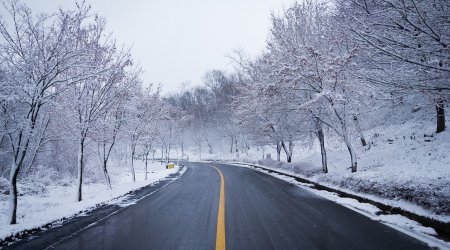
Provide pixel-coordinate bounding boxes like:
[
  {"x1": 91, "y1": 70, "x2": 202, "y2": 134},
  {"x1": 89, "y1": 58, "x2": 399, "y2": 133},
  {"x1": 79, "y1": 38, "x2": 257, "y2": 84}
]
[{"x1": 0, "y1": 160, "x2": 181, "y2": 241}]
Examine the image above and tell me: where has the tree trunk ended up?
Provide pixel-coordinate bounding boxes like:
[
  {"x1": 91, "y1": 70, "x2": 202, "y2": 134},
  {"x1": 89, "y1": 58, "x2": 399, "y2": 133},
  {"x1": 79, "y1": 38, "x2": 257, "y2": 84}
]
[
  {"x1": 281, "y1": 140, "x2": 293, "y2": 163},
  {"x1": 103, "y1": 159, "x2": 112, "y2": 190},
  {"x1": 131, "y1": 147, "x2": 136, "y2": 182},
  {"x1": 314, "y1": 118, "x2": 328, "y2": 173},
  {"x1": 276, "y1": 141, "x2": 282, "y2": 161},
  {"x1": 77, "y1": 137, "x2": 85, "y2": 201},
  {"x1": 207, "y1": 141, "x2": 213, "y2": 154},
  {"x1": 235, "y1": 139, "x2": 239, "y2": 158},
  {"x1": 9, "y1": 163, "x2": 20, "y2": 224},
  {"x1": 181, "y1": 141, "x2": 184, "y2": 157},
  {"x1": 318, "y1": 133, "x2": 328, "y2": 173},
  {"x1": 332, "y1": 104, "x2": 357, "y2": 172},
  {"x1": 343, "y1": 132, "x2": 357, "y2": 172},
  {"x1": 101, "y1": 137, "x2": 116, "y2": 190},
  {"x1": 288, "y1": 140, "x2": 293, "y2": 163},
  {"x1": 230, "y1": 137, "x2": 234, "y2": 153},
  {"x1": 166, "y1": 147, "x2": 170, "y2": 163},
  {"x1": 353, "y1": 115, "x2": 367, "y2": 146},
  {"x1": 436, "y1": 96, "x2": 446, "y2": 133},
  {"x1": 145, "y1": 152, "x2": 149, "y2": 180}
]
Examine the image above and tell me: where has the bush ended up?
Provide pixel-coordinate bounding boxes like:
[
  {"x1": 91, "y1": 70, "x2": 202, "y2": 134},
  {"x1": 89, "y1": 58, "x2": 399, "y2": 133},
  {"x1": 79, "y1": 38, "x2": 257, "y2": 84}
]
[
  {"x1": 18, "y1": 165, "x2": 62, "y2": 196},
  {"x1": 0, "y1": 177, "x2": 8, "y2": 196}
]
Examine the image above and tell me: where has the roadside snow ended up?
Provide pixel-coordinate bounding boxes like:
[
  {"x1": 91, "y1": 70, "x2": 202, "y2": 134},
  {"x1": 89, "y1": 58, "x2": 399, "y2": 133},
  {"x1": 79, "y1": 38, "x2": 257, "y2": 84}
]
[
  {"x1": 233, "y1": 160, "x2": 450, "y2": 223},
  {"x1": 232, "y1": 163, "x2": 450, "y2": 249},
  {"x1": 0, "y1": 161, "x2": 181, "y2": 241}
]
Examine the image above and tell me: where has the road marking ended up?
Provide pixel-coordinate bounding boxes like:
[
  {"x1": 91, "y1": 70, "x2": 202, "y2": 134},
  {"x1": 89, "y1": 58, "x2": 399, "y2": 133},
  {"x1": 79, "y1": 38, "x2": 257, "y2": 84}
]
[{"x1": 212, "y1": 165, "x2": 226, "y2": 250}]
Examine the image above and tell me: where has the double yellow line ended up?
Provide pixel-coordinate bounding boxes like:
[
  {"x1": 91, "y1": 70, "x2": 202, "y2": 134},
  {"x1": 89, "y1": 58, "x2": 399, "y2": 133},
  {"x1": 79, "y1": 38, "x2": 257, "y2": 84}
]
[{"x1": 211, "y1": 166, "x2": 226, "y2": 250}]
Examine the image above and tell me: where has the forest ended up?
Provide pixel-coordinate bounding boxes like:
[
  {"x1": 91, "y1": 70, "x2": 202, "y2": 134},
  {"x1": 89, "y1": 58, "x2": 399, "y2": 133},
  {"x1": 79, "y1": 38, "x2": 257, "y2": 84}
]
[{"x1": 0, "y1": 0, "x2": 449, "y2": 229}]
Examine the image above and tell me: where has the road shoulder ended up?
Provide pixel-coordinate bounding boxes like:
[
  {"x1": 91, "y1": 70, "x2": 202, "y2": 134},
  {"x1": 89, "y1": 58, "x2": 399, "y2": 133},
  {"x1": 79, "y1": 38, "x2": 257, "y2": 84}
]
[{"x1": 0, "y1": 166, "x2": 186, "y2": 249}]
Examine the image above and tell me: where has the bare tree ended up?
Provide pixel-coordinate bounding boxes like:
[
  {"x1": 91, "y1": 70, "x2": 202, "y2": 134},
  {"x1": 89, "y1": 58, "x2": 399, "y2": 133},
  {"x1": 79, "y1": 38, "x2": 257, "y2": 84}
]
[
  {"x1": 124, "y1": 86, "x2": 162, "y2": 181},
  {"x1": 64, "y1": 15, "x2": 137, "y2": 201},
  {"x1": 0, "y1": 1, "x2": 92, "y2": 223},
  {"x1": 94, "y1": 108, "x2": 125, "y2": 189}
]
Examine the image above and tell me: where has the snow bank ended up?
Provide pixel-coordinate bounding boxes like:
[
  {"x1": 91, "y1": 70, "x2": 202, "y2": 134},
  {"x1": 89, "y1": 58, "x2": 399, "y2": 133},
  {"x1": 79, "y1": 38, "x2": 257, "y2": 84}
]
[
  {"x1": 0, "y1": 160, "x2": 181, "y2": 241},
  {"x1": 256, "y1": 155, "x2": 449, "y2": 221}
]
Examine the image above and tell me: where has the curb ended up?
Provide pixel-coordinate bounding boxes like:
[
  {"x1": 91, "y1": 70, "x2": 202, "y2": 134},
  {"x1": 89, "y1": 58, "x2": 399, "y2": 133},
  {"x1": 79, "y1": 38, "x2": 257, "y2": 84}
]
[{"x1": 230, "y1": 161, "x2": 450, "y2": 242}]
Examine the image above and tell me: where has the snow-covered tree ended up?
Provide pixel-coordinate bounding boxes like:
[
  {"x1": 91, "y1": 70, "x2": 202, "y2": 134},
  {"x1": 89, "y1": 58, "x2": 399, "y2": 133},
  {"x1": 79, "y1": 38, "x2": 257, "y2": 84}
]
[
  {"x1": 93, "y1": 107, "x2": 125, "y2": 189},
  {"x1": 263, "y1": 1, "x2": 366, "y2": 171},
  {"x1": 0, "y1": 1, "x2": 92, "y2": 223},
  {"x1": 124, "y1": 85, "x2": 162, "y2": 181},
  {"x1": 337, "y1": 0, "x2": 450, "y2": 133},
  {"x1": 63, "y1": 14, "x2": 138, "y2": 201}
]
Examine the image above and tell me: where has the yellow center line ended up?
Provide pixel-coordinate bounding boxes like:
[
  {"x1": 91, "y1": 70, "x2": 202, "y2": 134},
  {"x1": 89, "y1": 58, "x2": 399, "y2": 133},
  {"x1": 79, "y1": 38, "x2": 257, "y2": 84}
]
[{"x1": 212, "y1": 165, "x2": 226, "y2": 250}]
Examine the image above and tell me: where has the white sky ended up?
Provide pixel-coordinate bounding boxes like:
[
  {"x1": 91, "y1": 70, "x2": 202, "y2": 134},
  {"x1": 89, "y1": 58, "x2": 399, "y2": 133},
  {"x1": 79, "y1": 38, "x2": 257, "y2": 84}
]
[{"x1": 21, "y1": 0, "x2": 297, "y2": 94}]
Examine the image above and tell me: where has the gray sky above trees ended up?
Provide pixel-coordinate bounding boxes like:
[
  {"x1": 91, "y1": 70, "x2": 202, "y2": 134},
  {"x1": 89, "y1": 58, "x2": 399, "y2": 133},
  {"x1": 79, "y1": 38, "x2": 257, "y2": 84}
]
[{"x1": 21, "y1": 0, "x2": 296, "y2": 94}]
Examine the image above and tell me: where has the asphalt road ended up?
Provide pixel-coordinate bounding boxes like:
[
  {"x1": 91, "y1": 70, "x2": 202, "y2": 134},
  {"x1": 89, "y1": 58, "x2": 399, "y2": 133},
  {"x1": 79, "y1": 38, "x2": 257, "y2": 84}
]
[{"x1": 7, "y1": 162, "x2": 430, "y2": 250}]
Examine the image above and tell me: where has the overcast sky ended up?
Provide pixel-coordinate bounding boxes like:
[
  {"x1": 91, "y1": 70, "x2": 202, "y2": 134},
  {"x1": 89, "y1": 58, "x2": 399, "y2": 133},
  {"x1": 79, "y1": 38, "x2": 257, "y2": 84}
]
[{"x1": 22, "y1": 0, "x2": 296, "y2": 94}]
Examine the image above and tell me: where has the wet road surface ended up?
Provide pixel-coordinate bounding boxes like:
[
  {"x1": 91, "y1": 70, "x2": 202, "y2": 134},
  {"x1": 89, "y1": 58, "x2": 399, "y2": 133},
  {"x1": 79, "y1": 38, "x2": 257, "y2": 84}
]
[{"x1": 6, "y1": 162, "x2": 430, "y2": 250}]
